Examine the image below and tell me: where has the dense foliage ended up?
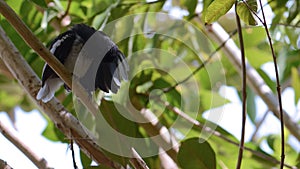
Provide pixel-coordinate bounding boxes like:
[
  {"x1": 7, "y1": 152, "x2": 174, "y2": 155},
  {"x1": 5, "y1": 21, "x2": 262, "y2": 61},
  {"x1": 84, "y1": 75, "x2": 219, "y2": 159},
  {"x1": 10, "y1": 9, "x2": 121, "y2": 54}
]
[{"x1": 0, "y1": 0, "x2": 299, "y2": 168}]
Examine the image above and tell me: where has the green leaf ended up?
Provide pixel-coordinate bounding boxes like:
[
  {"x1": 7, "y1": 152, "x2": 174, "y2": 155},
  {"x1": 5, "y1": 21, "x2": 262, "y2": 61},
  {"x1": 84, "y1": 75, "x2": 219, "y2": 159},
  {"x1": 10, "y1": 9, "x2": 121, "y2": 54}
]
[
  {"x1": 204, "y1": 0, "x2": 235, "y2": 24},
  {"x1": 100, "y1": 100, "x2": 138, "y2": 137},
  {"x1": 266, "y1": 134, "x2": 280, "y2": 152},
  {"x1": 183, "y1": 0, "x2": 197, "y2": 17},
  {"x1": 276, "y1": 0, "x2": 288, "y2": 8},
  {"x1": 29, "y1": 0, "x2": 47, "y2": 8},
  {"x1": 200, "y1": 90, "x2": 230, "y2": 110},
  {"x1": 270, "y1": 9, "x2": 284, "y2": 31},
  {"x1": 286, "y1": 1, "x2": 299, "y2": 23},
  {"x1": 92, "y1": 11, "x2": 109, "y2": 29},
  {"x1": 152, "y1": 77, "x2": 181, "y2": 107},
  {"x1": 202, "y1": 0, "x2": 215, "y2": 25},
  {"x1": 242, "y1": 27, "x2": 266, "y2": 48},
  {"x1": 285, "y1": 27, "x2": 300, "y2": 49},
  {"x1": 80, "y1": 150, "x2": 92, "y2": 168},
  {"x1": 257, "y1": 68, "x2": 276, "y2": 92},
  {"x1": 20, "y1": 1, "x2": 34, "y2": 18},
  {"x1": 0, "y1": 79, "x2": 27, "y2": 113},
  {"x1": 245, "y1": 48, "x2": 272, "y2": 68},
  {"x1": 19, "y1": 96, "x2": 35, "y2": 112},
  {"x1": 95, "y1": 100, "x2": 140, "y2": 166},
  {"x1": 280, "y1": 49, "x2": 300, "y2": 82},
  {"x1": 236, "y1": 1, "x2": 257, "y2": 25},
  {"x1": 178, "y1": 138, "x2": 216, "y2": 169},
  {"x1": 246, "y1": 87, "x2": 256, "y2": 123},
  {"x1": 42, "y1": 119, "x2": 60, "y2": 142},
  {"x1": 291, "y1": 67, "x2": 300, "y2": 103}
]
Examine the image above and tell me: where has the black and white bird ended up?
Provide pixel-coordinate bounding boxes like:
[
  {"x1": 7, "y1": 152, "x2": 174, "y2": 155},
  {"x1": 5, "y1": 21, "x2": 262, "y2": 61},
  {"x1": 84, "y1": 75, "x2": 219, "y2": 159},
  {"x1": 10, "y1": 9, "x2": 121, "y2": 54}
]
[{"x1": 36, "y1": 24, "x2": 128, "y2": 103}]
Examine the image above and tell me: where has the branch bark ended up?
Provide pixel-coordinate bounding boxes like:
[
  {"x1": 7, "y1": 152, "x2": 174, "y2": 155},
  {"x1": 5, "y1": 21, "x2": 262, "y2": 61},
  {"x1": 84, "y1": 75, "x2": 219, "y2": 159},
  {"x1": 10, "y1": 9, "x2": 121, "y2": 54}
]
[
  {"x1": 137, "y1": 108, "x2": 179, "y2": 163},
  {"x1": 0, "y1": 121, "x2": 51, "y2": 169},
  {"x1": 0, "y1": 159, "x2": 13, "y2": 169},
  {"x1": 203, "y1": 23, "x2": 300, "y2": 141},
  {"x1": 0, "y1": 0, "x2": 72, "y2": 89}
]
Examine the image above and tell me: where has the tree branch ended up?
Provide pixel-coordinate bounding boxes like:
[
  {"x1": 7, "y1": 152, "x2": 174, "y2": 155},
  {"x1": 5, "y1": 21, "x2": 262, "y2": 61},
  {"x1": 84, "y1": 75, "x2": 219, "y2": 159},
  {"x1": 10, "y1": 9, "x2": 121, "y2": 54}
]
[
  {"x1": 136, "y1": 108, "x2": 179, "y2": 163},
  {"x1": 0, "y1": 159, "x2": 13, "y2": 169},
  {"x1": 0, "y1": 0, "x2": 72, "y2": 89},
  {"x1": 0, "y1": 59, "x2": 13, "y2": 79},
  {"x1": 0, "y1": 121, "x2": 51, "y2": 169},
  {"x1": 158, "y1": 147, "x2": 178, "y2": 169},
  {"x1": 130, "y1": 148, "x2": 150, "y2": 169},
  {"x1": 250, "y1": 109, "x2": 270, "y2": 142}
]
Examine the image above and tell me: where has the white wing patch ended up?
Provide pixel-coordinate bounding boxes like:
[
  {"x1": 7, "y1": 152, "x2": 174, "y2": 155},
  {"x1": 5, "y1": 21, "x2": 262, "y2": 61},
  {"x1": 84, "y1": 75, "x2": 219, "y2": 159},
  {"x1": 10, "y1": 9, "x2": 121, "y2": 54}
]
[
  {"x1": 50, "y1": 34, "x2": 72, "y2": 54},
  {"x1": 36, "y1": 78, "x2": 63, "y2": 103}
]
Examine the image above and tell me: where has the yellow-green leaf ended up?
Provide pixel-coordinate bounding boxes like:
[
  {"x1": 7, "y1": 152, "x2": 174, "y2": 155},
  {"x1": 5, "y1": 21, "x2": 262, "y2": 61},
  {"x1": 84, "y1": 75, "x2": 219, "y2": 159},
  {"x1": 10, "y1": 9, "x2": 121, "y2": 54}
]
[
  {"x1": 204, "y1": 0, "x2": 235, "y2": 24},
  {"x1": 200, "y1": 90, "x2": 230, "y2": 110},
  {"x1": 202, "y1": 0, "x2": 214, "y2": 22},
  {"x1": 236, "y1": 1, "x2": 257, "y2": 25}
]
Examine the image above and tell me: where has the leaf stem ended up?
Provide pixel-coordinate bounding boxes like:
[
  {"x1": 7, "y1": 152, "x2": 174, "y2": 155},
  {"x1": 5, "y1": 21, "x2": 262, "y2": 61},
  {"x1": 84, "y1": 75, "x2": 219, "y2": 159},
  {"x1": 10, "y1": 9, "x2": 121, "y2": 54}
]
[
  {"x1": 234, "y1": 1, "x2": 247, "y2": 168},
  {"x1": 258, "y1": 0, "x2": 285, "y2": 168}
]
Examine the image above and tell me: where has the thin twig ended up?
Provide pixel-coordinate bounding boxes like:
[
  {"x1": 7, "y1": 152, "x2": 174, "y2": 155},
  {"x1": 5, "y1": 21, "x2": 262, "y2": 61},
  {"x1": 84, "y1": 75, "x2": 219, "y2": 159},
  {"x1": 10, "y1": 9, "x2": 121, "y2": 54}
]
[
  {"x1": 250, "y1": 109, "x2": 270, "y2": 142},
  {"x1": 61, "y1": 0, "x2": 72, "y2": 19},
  {"x1": 235, "y1": 1, "x2": 247, "y2": 168},
  {"x1": 0, "y1": 159, "x2": 13, "y2": 169},
  {"x1": 0, "y1": 121, "x2": 51, "y2": 169},
  {"x1": 70, "y1": 139, "x2": 79, "y2": 169},
  {"x1": 258, "y1": 0, "x2": 285, "y2": 167},
  {"x1": 163, "y1": 29, "x2": 237, "y2": 93}
]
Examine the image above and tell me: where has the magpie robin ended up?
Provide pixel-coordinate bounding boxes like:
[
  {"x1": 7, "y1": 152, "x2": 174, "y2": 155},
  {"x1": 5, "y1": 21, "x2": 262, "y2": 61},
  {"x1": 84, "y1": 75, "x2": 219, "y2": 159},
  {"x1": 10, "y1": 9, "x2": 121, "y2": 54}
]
[{"x1": 36, "y1": 24, "x2": 128, "y2": 103}]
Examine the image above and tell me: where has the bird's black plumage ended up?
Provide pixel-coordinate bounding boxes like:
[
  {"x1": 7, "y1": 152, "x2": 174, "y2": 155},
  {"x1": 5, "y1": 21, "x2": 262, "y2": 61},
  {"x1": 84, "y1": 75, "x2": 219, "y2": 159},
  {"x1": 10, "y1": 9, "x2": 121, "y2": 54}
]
[{"x1": 36, "y1": 24, "x2": 128, "y2": 102}]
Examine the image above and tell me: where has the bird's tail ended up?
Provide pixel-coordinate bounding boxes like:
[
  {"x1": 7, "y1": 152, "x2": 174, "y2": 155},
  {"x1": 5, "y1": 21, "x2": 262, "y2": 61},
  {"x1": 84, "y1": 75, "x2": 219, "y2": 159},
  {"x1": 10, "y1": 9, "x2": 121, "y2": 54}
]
[{"x1": 36, "y1": 78, "x2": 63, "y2": 103}]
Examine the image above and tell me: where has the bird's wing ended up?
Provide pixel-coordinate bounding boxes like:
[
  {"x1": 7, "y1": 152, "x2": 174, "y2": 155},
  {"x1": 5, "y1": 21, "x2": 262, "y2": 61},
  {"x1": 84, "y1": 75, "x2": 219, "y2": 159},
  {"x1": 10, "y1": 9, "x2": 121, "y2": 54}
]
[
  {"x1": 95, "y1": 46, "x2": 129, "y2": 93},
  {"x1": 49, "y1": 30, "x2": 77, "y2": 64},
  {"x1": 41, "y1": 30, "x2": 76, "y2": 86}
]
